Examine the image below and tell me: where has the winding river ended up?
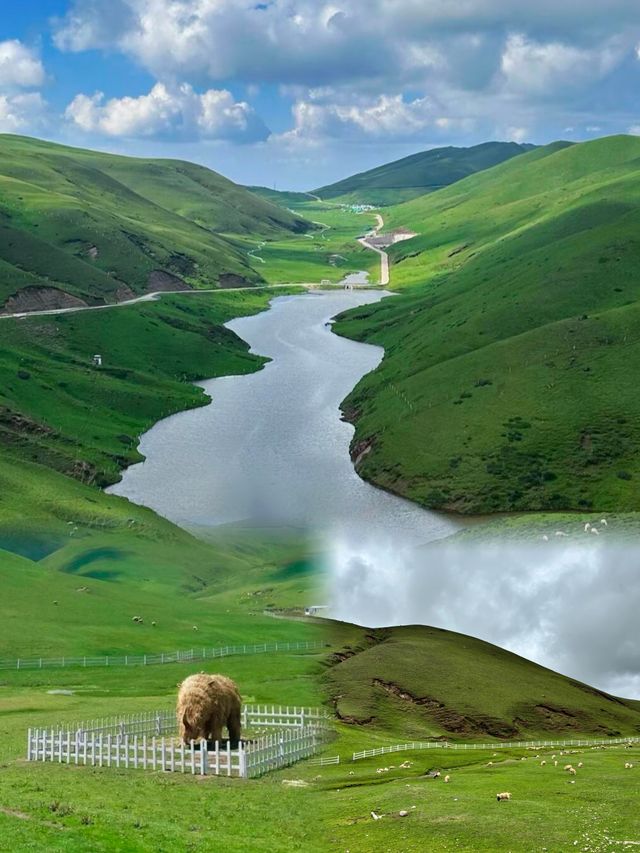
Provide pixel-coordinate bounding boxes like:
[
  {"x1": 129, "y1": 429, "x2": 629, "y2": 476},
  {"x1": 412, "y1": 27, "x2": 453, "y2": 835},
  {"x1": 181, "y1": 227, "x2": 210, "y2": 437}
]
[{"x1": 108, "y1": 290, "x2": 456, "y2": 544}]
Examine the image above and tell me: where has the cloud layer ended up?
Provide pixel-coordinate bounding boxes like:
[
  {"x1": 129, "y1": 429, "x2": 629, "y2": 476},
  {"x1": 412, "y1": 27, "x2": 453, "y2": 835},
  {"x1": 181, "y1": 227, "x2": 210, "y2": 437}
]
[{"x1": 50, "y1": 0, "x2": 640, "y2": 146}]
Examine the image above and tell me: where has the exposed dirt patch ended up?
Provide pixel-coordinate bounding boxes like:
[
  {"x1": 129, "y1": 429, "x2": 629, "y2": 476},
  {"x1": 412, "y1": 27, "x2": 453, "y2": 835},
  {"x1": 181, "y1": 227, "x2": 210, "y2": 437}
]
[
  {"x1": 373, "y1": 679, "x2": 519, "y2": 738},
  {"x1": 147, "y1": 270, "x2": 192, "y2": 292},
  {"x1": 350, "y1": 437, "x2": 376, "y2": 467},
  {"x1": 1, "y1": 286, "x2": 88, "y2": 315},
  {"x1": 218, "y1": 273, "x2": 253, "y2": 288},
  {"x1": 0, "y1": 407, "x2": 55, "y2": 437},
  {"x1": 115, "y1": 282, "x2": 136, "y2": 302}
]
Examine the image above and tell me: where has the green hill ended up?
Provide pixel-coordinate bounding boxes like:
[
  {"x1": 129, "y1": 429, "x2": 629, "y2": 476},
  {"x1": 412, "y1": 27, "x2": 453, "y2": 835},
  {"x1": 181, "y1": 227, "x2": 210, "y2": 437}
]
[
  {"x1": 247, "y1": 186, "x2": 316, "y2": 205},
  {"x1": 326, "y1": 623, "x2": 640, "y2": 740},
  {"x1": 334, "y1": 135, "x2": 640, "y2": 513},
  {"x1": 0, "y1": 135, "x2": 311, "y2": 312},
  {"x1": 313, "y1": 141, "x2": 536, "y2": 205}
]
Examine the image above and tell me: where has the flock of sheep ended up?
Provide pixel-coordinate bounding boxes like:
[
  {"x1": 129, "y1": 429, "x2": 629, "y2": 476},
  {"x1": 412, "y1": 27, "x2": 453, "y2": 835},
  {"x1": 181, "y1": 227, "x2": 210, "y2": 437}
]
[
  {"x1": 541, "y1": 518, "x2": 608, "y2": 541},
  {"x1": 368, "y1": 742, "x2": 635, "y2": 813}
]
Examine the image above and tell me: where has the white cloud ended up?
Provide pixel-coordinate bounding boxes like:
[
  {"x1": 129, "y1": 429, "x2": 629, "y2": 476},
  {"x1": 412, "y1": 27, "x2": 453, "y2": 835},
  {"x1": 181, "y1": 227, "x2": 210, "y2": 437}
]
[
  {"x1": 0, "y1": 93, "x2": 48, "y2": 133},
  {"x1": 281, "y1": 93, "x2": 474, "y2": 143},
  {"x1": 499, "y1": 33, "x2": 625, "y2": 96},
  {"x1": 505, "y1": 125, "x2": 529, "y2": 143},
  {"x1": 52, "y1": 0, "x2": 640, "y2": 91},
  {"x1": 0, "y1": 40, "x2": 45, "y2": 90},
  {"x1": 65, "y1": 82, "x2": 269, "y2": 142}
]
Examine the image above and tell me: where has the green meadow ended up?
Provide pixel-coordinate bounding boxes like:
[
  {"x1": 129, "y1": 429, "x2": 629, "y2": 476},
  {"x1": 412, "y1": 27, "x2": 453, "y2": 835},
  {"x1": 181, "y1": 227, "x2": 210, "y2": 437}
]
[{"x1": 236, "y1": 201, "x2": 379, "y2": 285}]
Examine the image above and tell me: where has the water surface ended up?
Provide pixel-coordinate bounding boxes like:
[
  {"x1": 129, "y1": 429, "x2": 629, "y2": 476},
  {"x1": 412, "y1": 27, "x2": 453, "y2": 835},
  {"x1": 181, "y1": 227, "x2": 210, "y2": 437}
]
[{"x1": 109, "y1": 290, "x2": 455, "y2": 543}]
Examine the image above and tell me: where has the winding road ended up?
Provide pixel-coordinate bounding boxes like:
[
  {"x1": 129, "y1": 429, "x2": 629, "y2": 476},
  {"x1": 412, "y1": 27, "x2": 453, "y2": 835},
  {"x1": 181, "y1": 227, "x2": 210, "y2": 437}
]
[
  {"x1": 0, "y1": 210, "x2": 388, "y2": 321},
  {"x1": 357, "y1": 213, "x2": 390, "y2": 286}
]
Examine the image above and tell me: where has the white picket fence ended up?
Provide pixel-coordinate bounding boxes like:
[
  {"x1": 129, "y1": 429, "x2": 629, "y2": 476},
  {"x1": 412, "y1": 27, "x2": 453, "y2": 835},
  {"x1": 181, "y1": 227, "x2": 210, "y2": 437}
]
[
  {"x1": 27, "y1": 704, "x2": 332, "y2": 779},
  {"x1": 64, "y1": 705, "x2": 329, "y2": 738},
  {"x1": 352, "y1": 735, "x2": 640, "y2": 761},
  {"x1": 2, "y1": 639, "x2": 326, "y2": 671}
]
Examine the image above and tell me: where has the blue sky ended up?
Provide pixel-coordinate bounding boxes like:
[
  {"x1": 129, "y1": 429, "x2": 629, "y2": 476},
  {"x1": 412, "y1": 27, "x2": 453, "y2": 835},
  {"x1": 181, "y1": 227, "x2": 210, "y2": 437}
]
[{"x1": 2, "y1": 1, "x2": 640, "y2": 188}]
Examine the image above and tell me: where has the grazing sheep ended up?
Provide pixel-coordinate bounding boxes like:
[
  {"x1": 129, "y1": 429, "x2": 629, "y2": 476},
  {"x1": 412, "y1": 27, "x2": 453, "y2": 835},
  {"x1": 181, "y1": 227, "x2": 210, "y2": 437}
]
[
  {"x1": 577, "y1": 762, "x2": 583, "y2": 768},
  {"x1": 151, "y1": 621, "x2": 157, "y2": 627},
  {"x1": 542, "y1": 534, "x2": 549, "y2": 541},
  {"x1": 591, "y1": 527, "x2": 599, "y2": 535},
  {"x1": 496, "y1": 792, "x2": 511, "y2": 802},
  {"x1": 600, "y1": 518, "x2": 608, "y2": 527},
  {"x1": 554, "y1": 761, "x2": 558, "y2": 767},
  {"x1": 625, "y1": 762, "x2": 634, "y2": 769},
  {"x1": 192, "y1": 625, "x2": 199, "y2": 631},
  {"x1": 584, "y1": 523, "x2": 591, "y2": 532},
  {"x1": 540, "y1": 760, "x2": 546, "y2": 766},
  {"x1": 444, "y1": 775, "x2": 450, "y2": 783},
  {"x1": 176, "y1": 673, "x2": 242, "y2": 746},
  {"x1": 564, "y1": 764, "x2": 573, "y2": 771},
  {"x1": 555, "y1": 531, "x2": 568, "y2": 537},
  {"x1": 569, "y1": 767, "x2": 577, "y2": 775}
]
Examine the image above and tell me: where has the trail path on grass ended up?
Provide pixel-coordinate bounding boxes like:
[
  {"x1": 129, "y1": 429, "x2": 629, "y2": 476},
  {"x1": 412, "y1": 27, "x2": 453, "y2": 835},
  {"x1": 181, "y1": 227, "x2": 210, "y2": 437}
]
[{"x1": 358, "y1": 214, "x2": 390, "y2": 286}]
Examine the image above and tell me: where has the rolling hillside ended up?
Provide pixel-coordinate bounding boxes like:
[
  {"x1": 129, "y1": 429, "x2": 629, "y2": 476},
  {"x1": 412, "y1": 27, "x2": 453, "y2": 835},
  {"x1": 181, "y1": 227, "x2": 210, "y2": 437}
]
[
  {"x1": 334, "y1": 135, "x2": 640, "y2": 513},
  {"x1": 0, "y1": 135, "x2": 311, "y2": 312},
  {"x1": 314, "y1": 141, "x2": 536, "y2": 205},
  {"x1": 326, "y1": 622, "x2": 640, "y2": 739}
]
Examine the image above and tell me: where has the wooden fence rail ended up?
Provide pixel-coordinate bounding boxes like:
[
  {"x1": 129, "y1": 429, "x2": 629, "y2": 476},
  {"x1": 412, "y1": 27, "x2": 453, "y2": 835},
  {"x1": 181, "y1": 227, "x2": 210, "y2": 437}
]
[
  {"x1": 352, "y1": 735, "x2": 640, "y2": 761},
  {"x1": 2, "y1": 640, "x2": 327, "y2": 672}
]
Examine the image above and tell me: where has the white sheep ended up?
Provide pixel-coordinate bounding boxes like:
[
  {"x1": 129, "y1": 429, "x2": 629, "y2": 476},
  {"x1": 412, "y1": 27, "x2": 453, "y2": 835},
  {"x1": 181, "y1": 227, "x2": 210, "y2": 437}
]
[
  {"x1": 584, "y1": 522, "x2": 591, "y2": 532},
  {"x1": 540, "y1": 760, "x2": 546, "y2": 766},
  {"x1": 591, "y1": 527, "x2": 599, "y2": 535},
  {"x1": 496, "y1": 792, "x2": 511, "y2": 802},
  {"x1": 192, "y1": 625, "x2": 199, "y2": 631},
  {"x1": 542, "y1": 534, "x2": 549, "y2": 541},
  {"x1": 600, "y1": 518, "x2": 608, "y2": 527},
  {"x1": 577, "y1": 762, "x2": 583, "y2": 768},
  {"x1": 555, "y1": 531, "x2": 568, "y2": 537},
  {"x1": 444, "y1": 775, "x2": 450, "y2": 783},
  {"x1": 625, "y1": 762, "x2": 634, "y2": 769},
  {"x1": 568, "y1": 767, "x2": 577, "y2": 775}
]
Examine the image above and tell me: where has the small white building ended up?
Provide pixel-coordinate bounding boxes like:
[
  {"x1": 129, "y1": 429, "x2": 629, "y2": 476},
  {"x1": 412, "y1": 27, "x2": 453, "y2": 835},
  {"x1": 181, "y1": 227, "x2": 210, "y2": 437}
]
[{"x1": 304, "y1": 605, "x2": 329, "y2": 617}]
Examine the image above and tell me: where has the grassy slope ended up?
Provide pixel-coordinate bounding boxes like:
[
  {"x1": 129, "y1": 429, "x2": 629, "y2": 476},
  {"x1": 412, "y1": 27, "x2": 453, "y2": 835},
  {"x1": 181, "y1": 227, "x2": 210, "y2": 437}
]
[
  {"x1": 324, "y1": 623, "x2": 640, "y2": 742},
  {"x1": 313, "y1": 141, "x2": 536, "y2": 205},
  {"x1": 0, "y1": 135, "x2": 311, "y2": 306},
  {"x1": 334, "y1": 135, "x2": 640, "y2": 513},
  {"x1": 313, "y1": 622, "x2": 640, "y2": 851},
  {"x1": 0, "y1": 289, "x2": 300, "y2": 513}
]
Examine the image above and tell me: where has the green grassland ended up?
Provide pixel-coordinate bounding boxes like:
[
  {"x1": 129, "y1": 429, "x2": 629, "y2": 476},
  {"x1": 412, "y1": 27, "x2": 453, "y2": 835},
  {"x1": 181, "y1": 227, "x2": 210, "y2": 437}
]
[
  {"x1": 320, "y1": 741, "x2": 640, "y2": 852},
  {"x1": 0, "y1": 135, "x2": 312, "y2": 308},
  {"x1": 313, "y1": 141, "x2": 536, "y2": 205},
  {"x1": 0, "y1": 468, "x2": 327, "y2": 850},
  {"x1": 236, "y1": 201, "x2": 379, "y2": 285},
  {"x1": 0, "y1": 288, "x2": 303, "y2": 522},
  {"x1": 334, "y1": 135, "x2": 640, "y2": 513},
  {"x1": 311, "y1": 622, "x2": 640, "y2": 851}
]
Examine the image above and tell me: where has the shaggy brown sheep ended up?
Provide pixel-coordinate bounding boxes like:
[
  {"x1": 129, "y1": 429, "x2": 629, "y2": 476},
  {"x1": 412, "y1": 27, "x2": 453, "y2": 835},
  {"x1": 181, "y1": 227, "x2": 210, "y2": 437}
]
[{"x1": 176, "y1": 673, "x2": 242, "y2": 746}]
